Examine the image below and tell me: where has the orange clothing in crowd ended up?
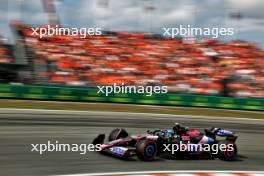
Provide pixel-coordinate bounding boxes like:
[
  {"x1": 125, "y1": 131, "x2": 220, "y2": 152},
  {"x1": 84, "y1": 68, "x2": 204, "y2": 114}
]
[{"x1": 12, "y1": 22, "x2": 264, "y2": 98}]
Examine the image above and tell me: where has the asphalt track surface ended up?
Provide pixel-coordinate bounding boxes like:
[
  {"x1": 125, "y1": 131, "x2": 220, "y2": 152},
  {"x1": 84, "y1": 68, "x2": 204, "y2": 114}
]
[{"x1": 0, "y1": 109, "x2": 264, "y2": 176}]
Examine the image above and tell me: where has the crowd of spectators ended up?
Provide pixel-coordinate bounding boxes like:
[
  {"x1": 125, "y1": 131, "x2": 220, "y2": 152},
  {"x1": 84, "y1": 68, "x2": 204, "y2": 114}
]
[{"x1": 14, "y1": 23, "x2": 264, "y2": 98}]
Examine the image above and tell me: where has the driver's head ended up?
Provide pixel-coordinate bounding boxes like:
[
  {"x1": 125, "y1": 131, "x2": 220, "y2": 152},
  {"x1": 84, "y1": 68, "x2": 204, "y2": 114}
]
[{"x1": 173, "y1": 122, "x2": 180, "y2": 131}]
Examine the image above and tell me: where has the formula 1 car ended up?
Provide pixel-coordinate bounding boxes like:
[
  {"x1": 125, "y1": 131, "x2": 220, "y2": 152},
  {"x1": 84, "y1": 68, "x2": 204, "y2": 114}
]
[{"x1": 92, "y1": 123, "x2": 238, "y2": 161}]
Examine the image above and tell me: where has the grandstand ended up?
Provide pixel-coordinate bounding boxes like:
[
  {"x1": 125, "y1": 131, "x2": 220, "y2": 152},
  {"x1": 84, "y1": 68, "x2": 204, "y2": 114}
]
[
  {"x1": 2, "y1": 0, "x2": 262, "y2": 99},
  {"x1": 8, "y1": 21, "x2": 264, "y2": 98}
]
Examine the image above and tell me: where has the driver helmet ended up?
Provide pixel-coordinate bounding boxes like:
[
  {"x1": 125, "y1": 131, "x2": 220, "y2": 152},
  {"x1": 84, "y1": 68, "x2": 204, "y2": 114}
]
[{"x1": 173, "y1": 122, "x2": 181, "y2": 131}]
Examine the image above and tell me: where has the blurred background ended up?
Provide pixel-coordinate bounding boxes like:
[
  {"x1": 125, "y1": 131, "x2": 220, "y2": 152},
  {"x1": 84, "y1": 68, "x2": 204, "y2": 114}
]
[
  {"x1": 0, "y1": 0, "x2": 264, "y2": 98},
  {"x1": 0, "y1": 2, "x2": 264, "y2": 175}
]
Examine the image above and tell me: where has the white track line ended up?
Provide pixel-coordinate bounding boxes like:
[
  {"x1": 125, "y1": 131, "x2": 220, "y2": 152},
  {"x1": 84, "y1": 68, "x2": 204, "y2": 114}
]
[{"x1": 51, "y1": 171, "x2": 264, "y2": 176}]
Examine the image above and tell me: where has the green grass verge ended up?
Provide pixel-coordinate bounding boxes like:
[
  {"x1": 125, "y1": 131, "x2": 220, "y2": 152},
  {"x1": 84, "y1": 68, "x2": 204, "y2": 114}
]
[{"x1": 0, "y1": 99, "x2": 263, "y2": 119}]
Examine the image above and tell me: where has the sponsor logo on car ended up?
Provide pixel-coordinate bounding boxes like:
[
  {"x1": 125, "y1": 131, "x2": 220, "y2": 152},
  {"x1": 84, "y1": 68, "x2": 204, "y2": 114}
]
[{"x1": 110, "y1": 147, "x2": 127, "y2": 156}]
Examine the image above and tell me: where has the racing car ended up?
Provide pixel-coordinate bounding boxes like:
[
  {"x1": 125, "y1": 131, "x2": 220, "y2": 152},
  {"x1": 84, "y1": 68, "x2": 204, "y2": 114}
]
[{"x1": 92, "y1": 123, "x2": 238, "y2": 161}]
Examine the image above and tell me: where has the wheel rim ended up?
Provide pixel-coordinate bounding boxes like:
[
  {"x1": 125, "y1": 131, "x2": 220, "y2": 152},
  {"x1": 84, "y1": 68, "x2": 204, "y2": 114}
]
[
  {"x1": 225, "y1": 150, "x2": 234, "y2": 158},
  {"x1": 145, "y1": 144, "x2": 155, "y2": 157},
  {"x1": 224, "y1": 144, "x2": 236, "y2": 159}
]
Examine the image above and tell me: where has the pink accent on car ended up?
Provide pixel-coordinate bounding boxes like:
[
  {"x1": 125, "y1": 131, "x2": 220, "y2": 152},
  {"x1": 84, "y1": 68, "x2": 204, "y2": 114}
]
[
  {"x1": 188, "y1": 129, "x2": 201, "y2": 137},
  {"x1": 181, "y1": 135, "x2": 190, "y2": 140}
]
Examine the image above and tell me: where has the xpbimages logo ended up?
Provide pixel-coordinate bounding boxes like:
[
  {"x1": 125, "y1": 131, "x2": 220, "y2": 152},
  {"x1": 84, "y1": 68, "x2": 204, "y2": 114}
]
[
  {"x1": 30, "y1": 141, "x2": 101, "y2": 155},
  {"x1": 163, "y1": 25, "x2": 234, "y2": 38},
  {"x1": 31, "y1": 25, "x2": 102, "y2": 38},
  {"x1": 163, "y1": 141, "x2": 235, "y2": 155},
  {"x1": 97, "y1": 83, "x2": 168, "y2": 96}
]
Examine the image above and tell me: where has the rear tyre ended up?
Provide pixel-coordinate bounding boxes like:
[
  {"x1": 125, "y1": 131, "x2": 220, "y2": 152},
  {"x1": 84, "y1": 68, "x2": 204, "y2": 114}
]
[
  {"x1": 108, "y1": 128, "x2": 128, "y2": 141},
  {"x1": 136, "y1": 139, "x2": 157, "y2": 161},
  {"x1": 218, "y1": 140, "x2": 237, "y2": 161}
]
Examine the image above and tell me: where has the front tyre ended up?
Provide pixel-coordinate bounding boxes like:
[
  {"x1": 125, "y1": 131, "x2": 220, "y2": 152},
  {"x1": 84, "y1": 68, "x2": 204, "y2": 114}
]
[
  {"x1": 218, "y1": 140, "x2": 237, "y2": 161},
  {"x1": 108, "y1": 128, "x2": 128, "y2": 141},
  {"x1": 136, "y1": 139, "x2": 157, "y2": 161}
]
